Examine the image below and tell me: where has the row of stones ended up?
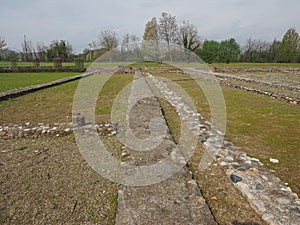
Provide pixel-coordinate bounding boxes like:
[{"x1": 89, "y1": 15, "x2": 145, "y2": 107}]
[
  {"x1": 220, "y1": 81, "x2": 299, "y2": 104},
  {"x1": 0, "y1": 72, "x2": 94, "y2": 102},
  {"x1": 0, "y1": 122, "x2": 116, "y2": 140},
  {"x1": 147, "y1": 72, "x2": 300, "y2": 225},
  {"x1": 214, "y1": 67, "x2": 300, "y2": 74},
  {"x1": 213, "y1": 72, "x2": 300, "y2": 92}
]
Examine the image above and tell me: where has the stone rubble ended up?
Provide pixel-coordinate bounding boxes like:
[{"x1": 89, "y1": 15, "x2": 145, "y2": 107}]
[
  {"x1": 147, "y1": 72, "x2": 300, "y2": 225},
  {"x1": 220, "y1": 81, "x2": 300, "y2": 104},
  {"x1": 0, "y1": 121, "x2": 117, "y2": 140}
]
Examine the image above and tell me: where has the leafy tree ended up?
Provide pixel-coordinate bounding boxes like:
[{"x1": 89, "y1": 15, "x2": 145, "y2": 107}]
[
  {"x1": 199, "y1": 40, "x2": 220, "y2": 64},
  {"x1": 267, "y1": 39, "x2": 281, "y2": 62},
  {"x1": 158, "y1": 12, "x2": 178, "y2": 63},
  {"x1": 47, "y1": 40, "x2": 73, "y2": 62},
  {"x1": 218, "y1": 38, "x2": 240, "y2": 63},
  {"x1": 279, "y1": 28, "x2": 300, "y2": 63},
  {"x1": 142, "y1": 17, "x2": 161, "y2": 62},
  {"x1": 98, "y1": 29, "x2": 118, "y2": 51},
  {"x1": 143, "y1": 17, "x2": 159, "y2": 41}
]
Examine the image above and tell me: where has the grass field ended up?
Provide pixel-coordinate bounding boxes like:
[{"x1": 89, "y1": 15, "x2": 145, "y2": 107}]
[{"x1": 0, "y1": 72, "x2": 81, "y2": 92}]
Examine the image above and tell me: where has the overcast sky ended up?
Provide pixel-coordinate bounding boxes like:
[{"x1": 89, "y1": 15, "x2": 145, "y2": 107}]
[{"x1": 1, "y1": 0, "x2": 299, "y2": 53}]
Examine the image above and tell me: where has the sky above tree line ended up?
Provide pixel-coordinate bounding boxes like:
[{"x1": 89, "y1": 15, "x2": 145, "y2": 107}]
[{"x1": 1, "y1": 0, "x2": 299, "y2": 53}]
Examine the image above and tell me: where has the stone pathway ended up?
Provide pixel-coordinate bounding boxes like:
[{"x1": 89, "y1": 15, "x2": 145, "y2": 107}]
[
  {"x1": 115, "y1": 71, "x2": 217, "y2": 225},
  {"x1": 147, "y1": 71, "x2": 300, "y2": 225}
]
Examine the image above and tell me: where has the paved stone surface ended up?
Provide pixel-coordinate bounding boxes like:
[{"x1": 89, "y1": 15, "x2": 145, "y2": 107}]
[{"x1": 115, "y1": 71, "x2": 217, "y2": 225}]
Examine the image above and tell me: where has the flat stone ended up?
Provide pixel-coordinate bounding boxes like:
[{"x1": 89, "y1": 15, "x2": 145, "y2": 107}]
[
  {"x1": 262, "y1": 213, "x2": 274, "y2": 222},
  {"x1": 252, "y1": 200, "x2": 266, "y2": 213},
  {"x1": 276, "y1": 197, "x2": 291, "y2": 205}
]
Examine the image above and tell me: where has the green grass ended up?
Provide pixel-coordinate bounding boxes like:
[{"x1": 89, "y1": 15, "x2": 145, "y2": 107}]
[
  {"x1": 16, "y1": 145, "x2": 28, "y2": 151},
  {"x1": 0, "y1": 72, "x2": 80, "y2": 92},
  {"x1": 0, "y1": 73, "x2": 133, "y2": 125}
]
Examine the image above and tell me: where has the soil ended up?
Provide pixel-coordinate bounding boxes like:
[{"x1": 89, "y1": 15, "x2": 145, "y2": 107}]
[{"x1": 0, "y1": 136, "x2": 118, "y2": 225}]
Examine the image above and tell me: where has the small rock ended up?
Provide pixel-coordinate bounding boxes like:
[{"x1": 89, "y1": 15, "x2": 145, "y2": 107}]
[
  {"x1": 220, "y1": 161, "x2": 228, "y2": 167},
  {"x1": 211, "y1": 196, "x2": 218, "y2": 201},
  {"x1": 291, "y1": 193, "x2": 298, "y2": 199},
  {"x1": 269, "y1": 158, "x2": 279, "y2": 163},
  {"x1": 225, "y1": 156, "x2": 234, "y2": 162},
  {"x1": 64, "y1": 128, "x2": 71, "y2": 132},
  {"x1": 237, "y1": 167, "x2": 247, "y2": 172},
  {"x1": 230, "y1": 174, "x2": 243, "y2": 183},
  {"x1": 250, "y1": 167, "x2": 259, "y2": 173},
  {"x1": 256, "y1": 183, "x2": 264, "y2": 190},
  {"x1": 250, "y1": 157, "x2": 260, "y2": 162}
]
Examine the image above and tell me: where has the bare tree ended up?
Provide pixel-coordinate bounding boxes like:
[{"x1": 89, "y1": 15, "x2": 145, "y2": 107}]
[
  {"x1": 242, "y1": 38, "x2": 269, "y2": 62},
  {"x1": 99, "y1": 29, "x2": 118, "y2": 51},
  {"x1": 122, "y1": 33, "x2": 139, "y2": 48},
  {"x1": 36, "y1": 42, "x2": 48, "y2": 62},
  {"x1": 0, "y1": 35, "x2": 6, "y2": 53},
  {"x1": 158, "y1": 12, "x2": 178, "y2": 63},
  {"x1": 179, "y1": 21, "x2": 201, "y2": 62},
  {"x1": 22, "y1": 35, "x2": 37, "y2": 61}
]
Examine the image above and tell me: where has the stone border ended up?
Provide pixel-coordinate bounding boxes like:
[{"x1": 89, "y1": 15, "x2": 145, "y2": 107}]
[
  {"x1": 214, "y1": 72, "x2": 300, "y2": 92},
  {"x1": 0, "y1": 72, "x2": 94, "y2": 102},
  {"x1": 221, "y1": 81, "x2": 299, "y2": 104},
  {"x1": 214, "y1": 67, "x2": 300, "y2": 75},
  {"x1": 0, "y1": 121, "x2": 116, "y2": 140}
]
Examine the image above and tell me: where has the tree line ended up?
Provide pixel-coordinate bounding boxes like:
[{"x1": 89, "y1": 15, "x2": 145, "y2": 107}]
[
  {"x1": 0, "y1": 36, "x2": 73, "y2": 62},
  {"x1": 0, "y1": 12, "x2": 300, "y2": 63}
]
